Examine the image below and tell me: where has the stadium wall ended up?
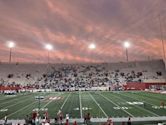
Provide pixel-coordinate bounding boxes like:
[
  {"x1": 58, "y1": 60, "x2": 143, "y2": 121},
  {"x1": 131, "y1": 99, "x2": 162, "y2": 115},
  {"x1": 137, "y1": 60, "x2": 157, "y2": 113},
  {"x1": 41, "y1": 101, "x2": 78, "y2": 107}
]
[{"x1": 124, "y1": 82, "x2": 166, "y2": 90}]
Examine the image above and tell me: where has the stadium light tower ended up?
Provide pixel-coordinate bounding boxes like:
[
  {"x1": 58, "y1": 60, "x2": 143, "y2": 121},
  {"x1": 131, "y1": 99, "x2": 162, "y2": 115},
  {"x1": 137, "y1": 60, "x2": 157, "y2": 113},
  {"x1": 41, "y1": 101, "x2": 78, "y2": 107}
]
[
  {"x1": 7, "y1": 41, "x2": 15, "y2": 63},
  {"x1": 45, "y1": 44, "x2": 53, "y2": 64},
  {"x1": 123, "y1": 41, "x2": 130, "y2": 62}
]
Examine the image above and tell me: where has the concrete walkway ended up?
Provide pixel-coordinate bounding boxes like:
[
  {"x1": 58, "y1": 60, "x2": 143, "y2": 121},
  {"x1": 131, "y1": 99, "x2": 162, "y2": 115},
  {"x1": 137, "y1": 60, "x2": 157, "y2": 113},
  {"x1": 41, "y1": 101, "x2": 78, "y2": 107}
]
[{"x1": 0, "y1": 116, "x2": 166, "y2": 124}]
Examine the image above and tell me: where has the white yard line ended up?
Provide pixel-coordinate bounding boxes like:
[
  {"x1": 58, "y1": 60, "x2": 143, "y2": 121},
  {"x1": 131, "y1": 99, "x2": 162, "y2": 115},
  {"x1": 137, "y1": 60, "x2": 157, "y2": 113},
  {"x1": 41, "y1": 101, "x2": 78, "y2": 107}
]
[
  {"x1": 88, "y1": 92, "x2": 108, "y2": 118},
  {"x1": 1, "y1": 96, "x2": 34, "y2": 109},
  {"x1": 60, "y1": 93, "x2": 71, "y2": 109},
  {"x1": 42, "y1": 100, "x2": 53, "y2": 108},
  {"x1": 124, "y1": 93, "x2": 161, "y2": 107},
  {"x1": 114, "y1": 93, "x2": 159, "y2": 117},
  {"x1": 0, "y1": 94, "x2": 30, "y2": 105},
  {"x1": 42, "y1": 93, "x2": 63, "y2": 108},
  {"x1": 7, "y1": 95, "x2": 51, "y2": 117},
  {"x1": 7, "y1": 101, "x2": 37, "y2": 117},
  {"x1": 99, "y1": 93, "x2": 134, "y2": 117},
  {"x1": 79, "y1": 91, "x2": 83, "y2": 118}
]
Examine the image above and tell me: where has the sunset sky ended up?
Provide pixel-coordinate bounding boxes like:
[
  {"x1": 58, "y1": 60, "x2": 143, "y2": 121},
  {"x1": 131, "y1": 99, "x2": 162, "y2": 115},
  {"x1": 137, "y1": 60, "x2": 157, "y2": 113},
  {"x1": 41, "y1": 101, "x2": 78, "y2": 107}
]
[{"x1": 0, "y1": 0, "x2": 166, "y2": 63}]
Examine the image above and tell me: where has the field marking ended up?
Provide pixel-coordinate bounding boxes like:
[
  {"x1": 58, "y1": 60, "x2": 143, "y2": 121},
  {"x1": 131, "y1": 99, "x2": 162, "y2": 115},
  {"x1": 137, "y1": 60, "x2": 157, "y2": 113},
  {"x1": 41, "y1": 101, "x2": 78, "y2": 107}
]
[
  {"x1": 123, "y1": 93, "x2": 156, "y2": 106},
  {"x1": 88, "y1": 92, "x2": 108, "y2": 118},
  {"x1": 7, "y1": 100, "x2": 37, "y2": 117},
  {"x1": 0, "y1": 95, "x2": 21, "y2": 101},
  {"x1": 99, "y1": 93, "x2": 134, "y2": 117},
  {"x1": 1, "y1": 93, "x2": 55, "y2": 110},
  {"x1": 0, "y1": 94, "x2": 31, "y2": 105},
  {"x1": 60, "y1": 93, "x2": 71, "y2": 110},
  {"x1": 0, "y1": 96, "x2": 35, "y2": 109},
  {"x1": 42, "y1": 93, "x2": 63, "y2": 108},
  {"x1": 141, "y1": 92, "x2": 166, "y2": 101},
  {"x1": 79, "y1": 91, "x2": 83, "y2": 118},
  {"x1": 117, "y1": 93, "x2": 161, "y2": 116},
  {"x1": 5, "y1": 94, "x2": 53, "y2": 118},
  {"x1": 113, "y1": 93, "x2": 159, "y2": 117},
  {"x1": 138, "y1": 93, "x2": 166, "y2": 105},
  {"x1": 25, "y1": 93, "x2": 61, "y2": 115}
]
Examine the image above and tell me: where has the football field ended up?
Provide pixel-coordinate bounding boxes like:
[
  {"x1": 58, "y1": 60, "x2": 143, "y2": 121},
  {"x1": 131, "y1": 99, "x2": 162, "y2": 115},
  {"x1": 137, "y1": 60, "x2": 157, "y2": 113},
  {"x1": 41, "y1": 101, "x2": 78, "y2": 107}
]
[{"x1": 0, "y1": 91, "x2": 166, "y2": 120}]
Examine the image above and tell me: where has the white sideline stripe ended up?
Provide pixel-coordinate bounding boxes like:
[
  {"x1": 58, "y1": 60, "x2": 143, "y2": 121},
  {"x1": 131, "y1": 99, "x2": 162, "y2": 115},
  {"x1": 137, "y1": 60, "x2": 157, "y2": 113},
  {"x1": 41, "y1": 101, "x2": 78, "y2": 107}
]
[
  {"x1": 60, "y1": 93, "x2": 71, "y2": 109},
  {"x1": 99, "y1": 93, "x2": 134, "y2": 117},
  {"x1": 79, "y1": 91, "x2": 83, "y2": 118},
  {"x1": 114, "y1": 93, "x2": 159, "y2": 117},
  {"x1": 88, "y1": 92, "x2": 108, "y2": 118}
]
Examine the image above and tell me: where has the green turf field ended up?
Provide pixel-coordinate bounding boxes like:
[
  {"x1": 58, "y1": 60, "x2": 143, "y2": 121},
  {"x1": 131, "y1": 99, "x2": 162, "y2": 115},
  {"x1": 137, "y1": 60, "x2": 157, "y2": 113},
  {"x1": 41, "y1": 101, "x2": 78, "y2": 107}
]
[{"x1": 0, "y1": 91, "x2": 166, "y2": 120}]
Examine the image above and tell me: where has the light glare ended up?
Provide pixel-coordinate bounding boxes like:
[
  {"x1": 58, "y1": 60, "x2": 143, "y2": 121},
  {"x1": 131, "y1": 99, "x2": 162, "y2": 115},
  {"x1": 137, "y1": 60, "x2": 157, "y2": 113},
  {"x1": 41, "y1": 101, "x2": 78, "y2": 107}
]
[
  {"x1": 88, "y1": 43, "x2": 96, "y2": 50},
  {"x1": 124, "y1": 41, "x2": 130, "y2": 48},
  {"x1": 8, "y1": 41, "x2": 15, "y2": 48},
  {"x1": 45, "y1": 44, "x2": 53, "y2": 51}
]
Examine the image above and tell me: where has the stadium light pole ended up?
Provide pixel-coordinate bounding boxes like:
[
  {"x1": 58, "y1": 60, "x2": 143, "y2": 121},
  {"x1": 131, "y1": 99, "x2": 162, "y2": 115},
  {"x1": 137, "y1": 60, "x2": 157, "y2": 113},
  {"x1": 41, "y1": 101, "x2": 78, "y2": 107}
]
[
  {"x1": 88, "y1": 43, "x2": 96, "y2": 62},
  {"x1": 158, "y1": 14, "x2": 166, "y2": 59},
  {"x1": 45, "y1": 44, "x2": 53, "y2": 64},
  {"x1": 7, "y1": 41, "x2": 15, "y2": 63},
  {"x1": 124, "y1": 41, "x2": 130, "y2": 62}
]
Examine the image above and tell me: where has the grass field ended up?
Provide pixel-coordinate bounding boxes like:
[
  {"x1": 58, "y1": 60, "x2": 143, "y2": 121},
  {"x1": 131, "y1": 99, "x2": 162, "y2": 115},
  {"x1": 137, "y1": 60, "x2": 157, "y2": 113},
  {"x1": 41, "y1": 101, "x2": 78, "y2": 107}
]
[{"x1": 0, "y1": 91, "x2": 166, "y2": 120}]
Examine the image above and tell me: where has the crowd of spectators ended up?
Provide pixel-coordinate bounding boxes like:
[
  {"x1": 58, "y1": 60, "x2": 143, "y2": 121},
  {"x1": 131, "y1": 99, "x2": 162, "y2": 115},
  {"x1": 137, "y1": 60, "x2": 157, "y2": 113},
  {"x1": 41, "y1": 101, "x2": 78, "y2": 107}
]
[{"x1": 0, "y1": 60, "x2": 165, "y2": 91}]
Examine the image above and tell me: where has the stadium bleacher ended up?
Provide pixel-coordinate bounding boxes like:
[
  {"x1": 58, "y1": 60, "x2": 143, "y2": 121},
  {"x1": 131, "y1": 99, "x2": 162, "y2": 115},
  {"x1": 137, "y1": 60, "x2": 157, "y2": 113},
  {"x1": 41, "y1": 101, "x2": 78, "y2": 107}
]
[{"x1": 0, "y1": 59, "x2": 165, "y2": 91}]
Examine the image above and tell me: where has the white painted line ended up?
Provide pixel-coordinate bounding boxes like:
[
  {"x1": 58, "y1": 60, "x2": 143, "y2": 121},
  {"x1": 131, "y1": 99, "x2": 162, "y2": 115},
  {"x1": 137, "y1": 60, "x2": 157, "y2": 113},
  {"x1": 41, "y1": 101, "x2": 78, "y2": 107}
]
[
  {"x1": 79, "y1": 91, "x2": 83, "y2": 118},
  {"x1": 99, "y1": 93, "x2": 134, "y2": 117},
  {"x1": 88, "y1": 92, "x2": 108, "y2": 118},
  {"x1": 42, "y1": 93, "x2": 63, "y2": 108},
  {"x1": 114, "y1": 93, "x2": 159, "y2": 117},
  {"x1": 7, "y1": 101, "x2": 37, "y2": 117},
  {"x1": 123, "y1": 93, "x2": 158, "y2": 107},
  {"x1": 60, "y1": 93, "x2": 71, "y2": 109},
  {"x1": 1, "y1": 96, "x2": 33, "y2": 109},
  {"x1": 0, "y1": 94, "x2": 30, "y2": 105},
  {"x1": 42, "y1": 100, "x2": 53, "y2": 108},
  {"x1": 7, "y1": 95, "x2": 49, "y2": 117}
]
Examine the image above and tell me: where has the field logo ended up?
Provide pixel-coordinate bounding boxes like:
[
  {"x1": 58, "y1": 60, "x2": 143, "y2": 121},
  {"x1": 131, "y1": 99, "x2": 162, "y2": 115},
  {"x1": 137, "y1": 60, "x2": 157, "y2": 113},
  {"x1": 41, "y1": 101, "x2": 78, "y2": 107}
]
[
  {"x1": 49, "y1": 96, "x2": 62, "y2": 100},
  {"x1": 74, "y1": 108, "x2": 79, "y2": 111},
  {"x1": 126, "y1": 102, "x2": 144, "y2": 105},
  {"x1": 33, "y1": 108, "x2": 48, "y2": 111},
  {"x1": 113, "y1": 107, "x2": 131, "y2": 110},
  {"x1": 82, "y1": 107, "x2": 92, "y2": 110},
  {"x1": 0, "y1": 109, "x2": 8, "y2": 112},
  {"x1": 152, "y1": 106, "x2": 166, "y2": 109},
  {"x1": 73, "y1": 107, "x2": 92, "y2": 111}
]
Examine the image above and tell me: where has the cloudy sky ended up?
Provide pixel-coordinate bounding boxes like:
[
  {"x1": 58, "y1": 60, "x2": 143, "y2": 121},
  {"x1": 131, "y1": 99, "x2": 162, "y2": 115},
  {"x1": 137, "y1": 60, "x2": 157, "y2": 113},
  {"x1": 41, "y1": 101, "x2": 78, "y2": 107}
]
[{"x1": 0, "y1": 0, "x2": 166, "y2": 63}]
